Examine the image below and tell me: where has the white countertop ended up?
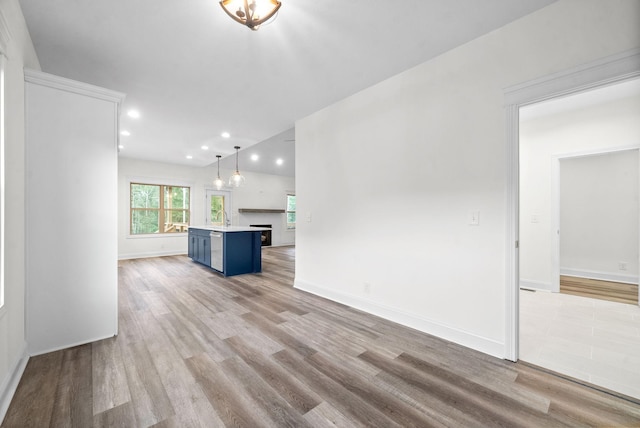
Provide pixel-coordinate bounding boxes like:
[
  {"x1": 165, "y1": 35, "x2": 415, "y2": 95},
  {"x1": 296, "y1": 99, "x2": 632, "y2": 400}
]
[{"x1": 188, "y1": 225, "x2": 271, "y2": 232}]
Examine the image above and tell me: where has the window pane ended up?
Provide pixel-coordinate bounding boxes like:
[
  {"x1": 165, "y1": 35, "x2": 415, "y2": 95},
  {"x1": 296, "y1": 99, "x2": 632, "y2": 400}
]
[
  {"x1": 287, "y1": 195, "x2": 296, "y2": 211},
  {"x1": 168, "y1": 210, "x2": 189, "y2": 224},
  {"x1": 131, "y1": 209, "x2": 159, "y2": 234},
  {"x1": 164, "y1": 210, "x2": 189, "y2": 232},
  {"x1": 130, "y1": 183, "x2": 191, "y2": 234},
  {"x1": 211, "y1": 195, "x2": 225, "y2": 226},
  {"x1": 287, "y1": 212, "x2": 296, "y2": 224},
  {"x1": 165, "y1": 186, "x2": 189, "y2": 209},
  {"x1": 131, "y1": 184, "x2": 160, "y2": 208}
]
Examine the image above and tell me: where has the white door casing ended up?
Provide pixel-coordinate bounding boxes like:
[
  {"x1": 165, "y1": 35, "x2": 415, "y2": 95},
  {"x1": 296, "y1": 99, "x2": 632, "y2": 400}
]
[{"x1": 503, "y1": 48, "x2": 640, "y2": 362}]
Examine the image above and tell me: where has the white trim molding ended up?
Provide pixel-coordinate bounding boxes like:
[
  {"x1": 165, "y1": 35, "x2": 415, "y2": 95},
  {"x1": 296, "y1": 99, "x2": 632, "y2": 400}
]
[
  {"x1": 504, "y1": 48, "x2": 640, "y2": 362},
  {"x1": 294, "y1": 279, "x2": 505, "y2": 359},
  {"x1": 550, "y1": 145, "x2": 640, "y2": 293},
  {"x1": 519, "y1": 279, "x2": 552, "y2": 292},
  {"x1": 119, "y1": 250, "x2": 187, "y2": 260},
  {"x1": 0, "y1": 343, "x2": 28, "y2": 425},
  {"x1": 24, "y1": 69, "x2": 125, "y2": 104},
  {"x1": 0, "y1": 8, "x2": 12, "y2": 55}
]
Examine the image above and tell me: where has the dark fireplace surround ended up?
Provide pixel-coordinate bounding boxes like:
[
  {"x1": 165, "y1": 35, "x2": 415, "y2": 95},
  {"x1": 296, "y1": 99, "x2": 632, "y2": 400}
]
[{"x1": 250, "y1": 224, "x2": 272, "y2": 246}]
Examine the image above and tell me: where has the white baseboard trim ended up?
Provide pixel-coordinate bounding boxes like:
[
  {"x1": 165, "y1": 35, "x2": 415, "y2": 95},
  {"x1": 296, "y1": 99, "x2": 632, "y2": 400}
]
[
  {"x1": 118, "y1": 250, "x2": 187, "y2": 260},
  {"x1": 29, "y1": 333, "x2": 117, "y2": 357},
  {"x1": 294, "y1": 279, "x2": 505, "y2": 359},
  {"x1": 0, "y1": 343, "x2": 28, "y2": 425},
  {"x1": 560, "y1": 268, "x2": 638, "y2": 285},
  {"x1": 519, "y1": 279, "x2": 552, "y2": 291}
]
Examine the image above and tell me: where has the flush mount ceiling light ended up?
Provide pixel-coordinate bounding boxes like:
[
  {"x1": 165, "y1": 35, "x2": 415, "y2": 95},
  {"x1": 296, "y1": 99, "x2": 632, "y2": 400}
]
[
  {"x1": 219, "y1": 0, "x2": 281, "y2": 31},
  {"x1": 214, "y1": 155, "x2": 225, "y2": 189},
  {"x1": 229, "y1": 146, "x2": 246, "y2": 187}
]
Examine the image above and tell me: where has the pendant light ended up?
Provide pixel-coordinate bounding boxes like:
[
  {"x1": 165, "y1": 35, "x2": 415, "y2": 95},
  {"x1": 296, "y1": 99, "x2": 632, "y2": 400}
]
[
  {"x1": 219, "y1": 0, "x2": 281, "y2": 31},
  {"x1": 213, "y1": 155, "x2": 224, "y2": 189},
  {"x1": 229, "y1": 146, "x2": 246, "y2": 187}
]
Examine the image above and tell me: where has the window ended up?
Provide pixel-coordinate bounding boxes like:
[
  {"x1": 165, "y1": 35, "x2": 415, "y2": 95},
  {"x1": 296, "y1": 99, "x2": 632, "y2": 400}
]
[
  {"x1": 130, "y1": 183, "x2": 190, "y2": 234},
  {"x1": 210, "y1": 194, "x2": 225, "y2": 226},
  {"x1": 286, "y1": 194, "x2": 296, "y2": 229}
]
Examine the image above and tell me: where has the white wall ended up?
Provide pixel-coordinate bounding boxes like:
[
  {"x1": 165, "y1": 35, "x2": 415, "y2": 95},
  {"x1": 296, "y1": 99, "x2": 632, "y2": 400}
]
[
  {"x1": 560, "y1": 151, "x2": 638, "y2": 282},
  {"x1": 295, "y1": 0, "x2": 640, "y2": 358},
  {"x1": 25, "y1": 71, "x2": 123, "y2": 355},
  {"x1": 118, "y1": 157, "x2": 294, "y2": 259},
  {"x1": 520, "y1": 96, "x2": 640, "y2": 290},
  {"x1": 0, "y1": 0, "x2": 40, "y2": 421}
]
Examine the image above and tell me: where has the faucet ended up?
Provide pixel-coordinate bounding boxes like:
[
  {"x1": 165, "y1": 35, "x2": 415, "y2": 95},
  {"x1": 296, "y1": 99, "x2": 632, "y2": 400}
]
[{"x1": 223, "y1": 210, "x2": 231, "y2": 227}]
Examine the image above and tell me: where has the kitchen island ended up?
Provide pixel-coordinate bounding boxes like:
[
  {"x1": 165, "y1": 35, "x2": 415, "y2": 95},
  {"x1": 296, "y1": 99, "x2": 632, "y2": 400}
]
[{"x1": 188, "y1": 226, "x2": 270, "y2": 276}]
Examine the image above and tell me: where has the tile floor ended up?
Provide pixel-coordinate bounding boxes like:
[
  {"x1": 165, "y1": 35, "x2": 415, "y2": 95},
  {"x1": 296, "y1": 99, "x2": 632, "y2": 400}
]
[{"x1": 519, "y1": 289, "x2": 640, "y2": 400}]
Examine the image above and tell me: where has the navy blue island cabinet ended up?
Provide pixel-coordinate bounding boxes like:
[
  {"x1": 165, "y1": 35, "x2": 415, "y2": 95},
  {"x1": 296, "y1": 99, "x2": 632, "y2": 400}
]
[{"x1": 188, "y1": 226, "x2": 266, "y2": 276}]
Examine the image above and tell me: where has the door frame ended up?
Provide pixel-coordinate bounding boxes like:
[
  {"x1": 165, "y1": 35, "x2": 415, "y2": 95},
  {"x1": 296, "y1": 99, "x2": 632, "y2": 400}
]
[
  {"x1": 503, "y1": 48, "x2": 640, "y2": 362},
  {"x1": 205, "y1": 188, "x2": 232, "y2": 225}
]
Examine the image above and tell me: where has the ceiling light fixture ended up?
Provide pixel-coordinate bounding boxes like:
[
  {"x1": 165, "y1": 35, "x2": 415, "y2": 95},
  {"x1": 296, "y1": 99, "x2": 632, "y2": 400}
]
[
  {"x1": 251, "y1": 154, "x2": 259, "y2": 161},
  {"x1": 221, "y1": 131, "x2": 230, "y2": 138},
  {"x1": 219, "y1": 0, "x2": 281, "y2": 31},
  {"x1": 229, "y1": 146, "x2": 246, "y2": 187},
  {"x1": 127, "y1": 109, "x2": 140, "y2": 119},
  {"x1": 214, "y1": 155, "x2": 225, "y2": 189}
]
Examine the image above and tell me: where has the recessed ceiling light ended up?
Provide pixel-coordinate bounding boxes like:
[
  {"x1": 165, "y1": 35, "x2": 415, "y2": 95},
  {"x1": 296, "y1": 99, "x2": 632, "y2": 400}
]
[
  {"x1": 276, "y1": 158, "x2": 284, "y2": 165},
  {"x1": 127, "y1": 109, "x2": 140, "y2": 119},
  {"x1": 201, "y1": 145, "x2": 209, "y2": 150},
  {"x1": 120, "y1": 130, "x2": 130, "y2": 136},
  {"x1": 186, "y1": 155, "x2": 193, "y2": 159},
  {"x1": 118, "y1": 145, "x2": 124, "y2": 150},
  {"x1": 221, "y1": 132, "x2": 230, "y2": 138},
  {"x1": 251, "y1": 154, "x2": 259, "y2": 161}
]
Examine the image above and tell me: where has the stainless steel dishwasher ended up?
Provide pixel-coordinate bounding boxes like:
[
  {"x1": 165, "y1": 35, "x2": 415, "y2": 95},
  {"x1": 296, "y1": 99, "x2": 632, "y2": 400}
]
[{"x1": 210, "y1": 231, "x2": 223, "y2": 272}]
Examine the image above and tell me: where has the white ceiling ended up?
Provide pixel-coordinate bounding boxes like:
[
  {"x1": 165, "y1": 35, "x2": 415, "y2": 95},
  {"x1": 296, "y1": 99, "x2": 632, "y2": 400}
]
[{"x1": 19, "y1": 0, "x2": 558, "y2": 176}]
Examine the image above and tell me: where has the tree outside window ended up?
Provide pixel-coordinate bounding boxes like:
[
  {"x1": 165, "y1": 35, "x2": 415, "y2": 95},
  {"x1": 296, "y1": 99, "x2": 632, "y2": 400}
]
[
  {"x1": 286, "y1": 194, "x2": 296, "y2": 229},
  {"x1": 130, "y1": 183, "x2": 190, "y2": 234},
  {"x1": 210, "y1": 195, "x2": 225, "y2": 226}
]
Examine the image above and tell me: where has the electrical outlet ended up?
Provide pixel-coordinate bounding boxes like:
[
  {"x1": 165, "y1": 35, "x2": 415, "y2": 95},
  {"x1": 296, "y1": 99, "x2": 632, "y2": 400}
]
[{"x1": 618, "y1": 262, "x2": 628, "y2": 271}]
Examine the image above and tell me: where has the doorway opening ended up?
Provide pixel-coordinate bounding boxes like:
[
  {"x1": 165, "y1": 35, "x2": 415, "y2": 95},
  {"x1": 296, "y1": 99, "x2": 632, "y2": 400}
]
[
  {"x1": 516, "y1": 78, "x2": 640, "y2": 399},
  {"x1": 206, "y1": 189, "x2": 232, "y2": 226},
  {"x1": 555, "y1": 150, "x2": 639, "y2": 305}
]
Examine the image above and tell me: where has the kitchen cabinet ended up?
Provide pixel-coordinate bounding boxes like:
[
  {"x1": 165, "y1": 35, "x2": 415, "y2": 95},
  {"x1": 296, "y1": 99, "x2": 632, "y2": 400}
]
[
  {"x1": 188, "y1": 226, "x2": 267, "y2": 276},
  {"x1": 188, "y1": 228, "x2": 211, "y2": 266}
]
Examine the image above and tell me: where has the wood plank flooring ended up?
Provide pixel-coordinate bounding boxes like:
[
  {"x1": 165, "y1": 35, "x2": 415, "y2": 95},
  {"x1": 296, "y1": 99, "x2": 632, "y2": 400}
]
[
  {"x1": 560, "y1": 275, "x2": 639, "y2": 305},
  {"x1": 3, "y1": 247, "x2": 640, "y2": 427}
]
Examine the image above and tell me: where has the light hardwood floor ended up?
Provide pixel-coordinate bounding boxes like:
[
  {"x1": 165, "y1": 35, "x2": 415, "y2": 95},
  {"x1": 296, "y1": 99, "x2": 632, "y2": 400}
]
[
  {"x1": 3, "y1": 247, "x2": 640, "y2": 427},
  {"x1": 560, "y1": 275, "x2": 638, "y2": 305}
]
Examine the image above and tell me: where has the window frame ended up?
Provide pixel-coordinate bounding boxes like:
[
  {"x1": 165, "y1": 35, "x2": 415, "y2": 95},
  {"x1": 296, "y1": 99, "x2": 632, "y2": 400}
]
[
  {"x1": 128, "y1": 179, "x2": 192, "y2": 237},
  {"x1": 286, "y1": 193, "x2": 296, "y2": 230}
]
